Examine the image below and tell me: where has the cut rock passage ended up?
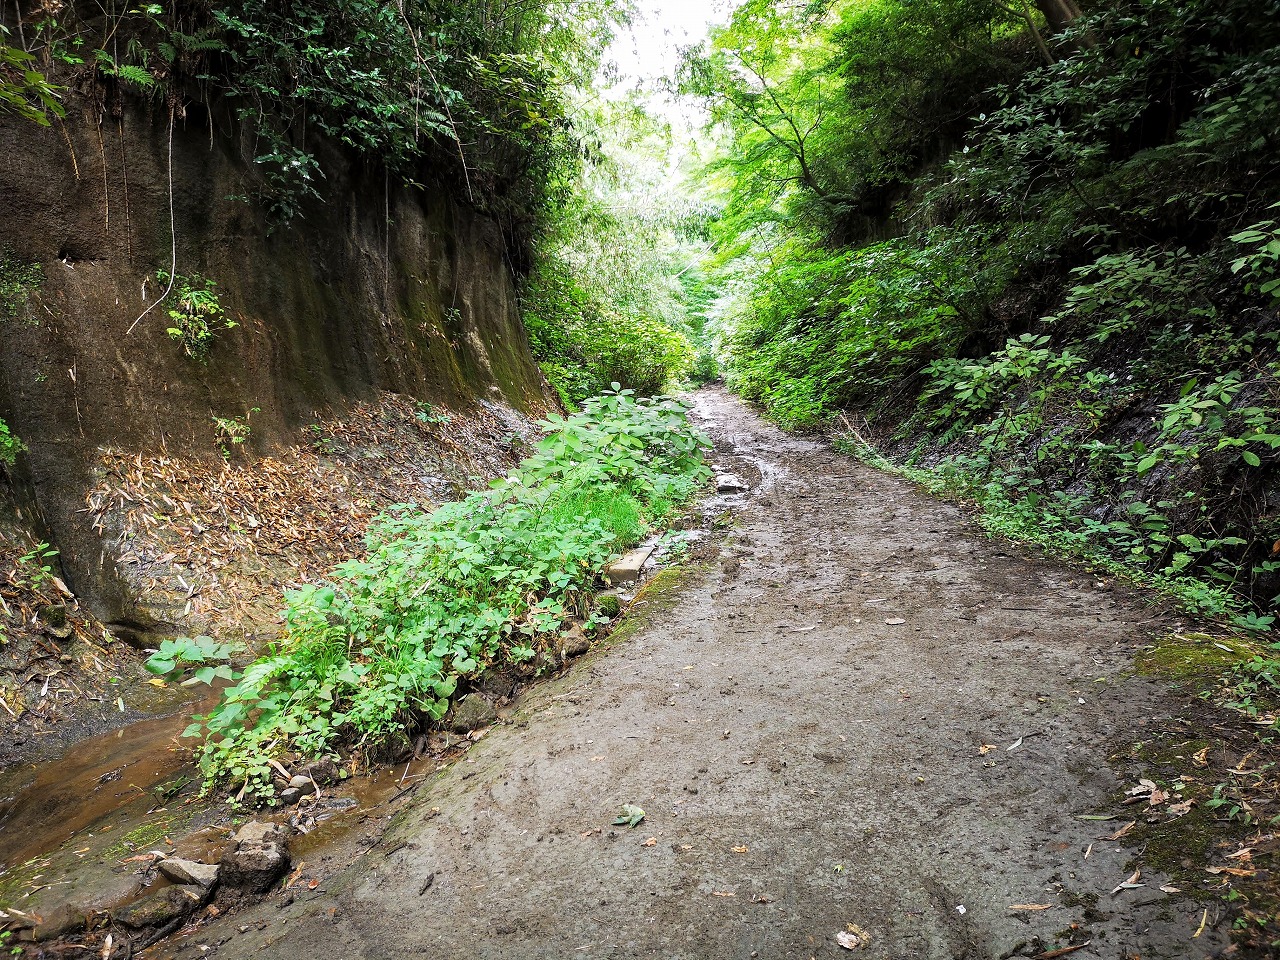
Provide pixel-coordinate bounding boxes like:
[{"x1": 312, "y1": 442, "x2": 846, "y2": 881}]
[{"x1": 169, "y1": 389, "x2": 1223, "y2": 960}]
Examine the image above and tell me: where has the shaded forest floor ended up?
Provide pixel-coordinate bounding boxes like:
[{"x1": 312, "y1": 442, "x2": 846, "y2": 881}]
[{"x1": 153, "y1": 389, "x2": 1280, "y2": 959}]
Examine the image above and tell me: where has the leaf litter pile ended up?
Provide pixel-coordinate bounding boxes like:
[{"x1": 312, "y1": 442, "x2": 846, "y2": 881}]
[
  {"x1": 85, "y1": 394, "x2": 534, "y2": 641},
  {"x1": 4, "y1": 394, "x2": 535, "y2": 755},
  {"x1": 0, "y1": 526, "x2": 139, "y2": 763}
]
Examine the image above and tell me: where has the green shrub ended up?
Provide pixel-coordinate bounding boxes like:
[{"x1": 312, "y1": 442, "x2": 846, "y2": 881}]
[
  {"x1": 159, "y1": 271, "x2": 237, "y2": 361},
  {"x1": 190, "y1": 389, "x2": 710, "y2": 800},
  {"x1": 0, "y1": 419, "x2": 25, "y2": 467}
]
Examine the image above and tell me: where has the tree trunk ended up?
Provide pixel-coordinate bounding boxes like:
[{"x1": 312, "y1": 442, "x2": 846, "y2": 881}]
[
  {"x1": 1033, "y1": 0, "x2": 1097, "y2": 50},
  {"x1": 1034, "y1": 0, "x2": 1083, "y2": 33}
]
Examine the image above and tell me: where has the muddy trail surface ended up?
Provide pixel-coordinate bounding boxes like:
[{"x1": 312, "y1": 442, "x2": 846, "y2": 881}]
[{"x1": 169, "y1": 389, "x2": 1222, "y2": 960}]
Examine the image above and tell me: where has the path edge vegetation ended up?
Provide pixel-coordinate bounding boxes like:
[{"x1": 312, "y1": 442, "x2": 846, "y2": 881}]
[
  {"x1": 688, "y1": 0, "x2": 1280, "y2": 703},
  {"x1": 150, "y1": 389, "x2": 711, "y2": 805}
]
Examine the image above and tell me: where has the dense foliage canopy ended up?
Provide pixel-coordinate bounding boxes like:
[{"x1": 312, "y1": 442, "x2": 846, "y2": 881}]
[{"x1": 3, "y1": 0, "x2": 624, "y2": 238}]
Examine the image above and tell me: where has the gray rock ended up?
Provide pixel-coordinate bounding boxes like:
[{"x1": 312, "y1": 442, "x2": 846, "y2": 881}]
[
  {"x1": 113, "y1": 886, "x2": 202, "y2": 929},
  {"x1": 561, "y1": 626, "x2": 590, "y2": 659},
  {"x1": 287, "y1": 774, "x2": 318, "y2": 796},
  {"x1": 220, "y1": 821, "x2": 291, "y2": 897},
  {"x1": 279, "y1": 788, "x2": 302, "y2": 805},
  {"x1": 233, "y1": 820, "x2": 286, "y2": 845},
  {"x1": 158, "y1": 857, "x2": 220, "y2": 887},
  {"x1": 449, "y1": 694, "x2": 497, "y2": 734},
  {"x1": 31, "y1": 902, "x2": 86, "y2": 941},
  {"x1": 715, "y1": 473, "x2": 749, "y2": 492},
  {"x1": 296, "y1": 759, "x2": 340, "y2": 785}
]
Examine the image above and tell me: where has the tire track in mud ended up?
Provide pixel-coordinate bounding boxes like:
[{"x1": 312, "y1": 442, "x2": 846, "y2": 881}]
[{"x1": 172, "y1": 389, "x2": 1225, "y2": 960}]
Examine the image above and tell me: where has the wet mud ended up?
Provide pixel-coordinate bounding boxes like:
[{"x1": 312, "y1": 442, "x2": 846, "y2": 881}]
[{"x1": 160, "y1": 389, "x2": 1230, "y2": 960}]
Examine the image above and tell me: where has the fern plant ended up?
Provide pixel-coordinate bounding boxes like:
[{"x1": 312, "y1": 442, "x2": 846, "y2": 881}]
[{"x1": 158, "y1": 271, "x2": 236, "y2": 361}]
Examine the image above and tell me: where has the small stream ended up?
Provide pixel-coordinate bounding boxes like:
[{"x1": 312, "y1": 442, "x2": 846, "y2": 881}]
[
  {"x1": 0, "y1": 690, "x2": 460, "y2": 918},
  {"x1": 0, "y1": 704, "x2": 203, "y2": 869}
]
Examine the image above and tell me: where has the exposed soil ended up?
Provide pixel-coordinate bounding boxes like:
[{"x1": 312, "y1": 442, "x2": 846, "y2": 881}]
[{"x1": 152, "y1": 389, "x2": 1245, "y2": 960}]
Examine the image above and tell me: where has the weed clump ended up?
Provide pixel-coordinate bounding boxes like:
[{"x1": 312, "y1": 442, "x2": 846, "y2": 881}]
[{"x1": 190, "y1": 388, "x2": 710, "y2": 801}]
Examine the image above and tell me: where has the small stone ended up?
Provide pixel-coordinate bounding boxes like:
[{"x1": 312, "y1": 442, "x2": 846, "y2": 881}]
[
  {"x1": 449, "y1": 695, "x2": 497, "y2": 734},
  {"x1": 113, "y1": 886, "x2": 202, "y2": 929},
  {"x1": 233, "y1": 821, "x2": 286, "y2": 846},
  {"x1": 296, "y1": 759, "x2": 341, "y2": 785},
  {"x1": 31, "y1": 903, "x2": 86, "y2": 941},
  {"x1": 715, "y1": 473, "x2": 749, "y2": 492},
  {"x1": 604, "y1": 545, "x2": 656, "y2": 585},
  {"x1": 287, "y1": 775, "x2": 318, "y2": 796},
  {"x1": 279, "y1": 788, "x2": 302, "y2": 805},
  {"x1": 560, "y1": 625, "x2": 589, "y2": 659},
  {"x1": 158, "y1": 857, "x2": 220, "y2": 887},
  {"x1": 36, "y1": 603, "x2": 67, "y2": 628},
  {"x1": 37, "y1": 603, "x2": 73, "y2": 641}
]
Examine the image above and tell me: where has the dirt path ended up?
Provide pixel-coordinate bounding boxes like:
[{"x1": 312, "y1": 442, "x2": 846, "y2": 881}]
[{"x1": 175, "y1": 389, "x2": 1224, "y2": 959}]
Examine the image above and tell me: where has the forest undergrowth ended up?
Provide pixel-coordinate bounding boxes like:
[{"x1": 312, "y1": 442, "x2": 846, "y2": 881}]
[{"x1": 687, "y1": 0, "x2": 1280, "y2": 651}]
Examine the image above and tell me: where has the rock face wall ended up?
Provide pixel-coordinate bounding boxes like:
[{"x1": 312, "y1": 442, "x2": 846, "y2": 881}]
[{"x1": 0, "y1": 93, "x2": 551, "y2": 628}]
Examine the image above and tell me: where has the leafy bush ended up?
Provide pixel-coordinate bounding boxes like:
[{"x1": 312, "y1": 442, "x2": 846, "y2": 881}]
[
  {"x1": 146, "y1": 635, "x2": 243, "y2": 686},
  {"x1": 0, "y1": 419, "x2": 25, "y2": 467},
  {"x1": 521, "y1": 94, "x2": 708, "y2": 405},
  {"x1": 158, "y1": 271, "x2": 237, "y2": 361},
  {"x1": 191, "y1": 389, "x2": 709, "y2": 800},
  {"x1": 696, "y1": 0, "x2": 1280, "y2": 628}
]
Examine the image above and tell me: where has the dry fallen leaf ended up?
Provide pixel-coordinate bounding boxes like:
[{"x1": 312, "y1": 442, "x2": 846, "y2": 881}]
[
  {"x1": 1165, "y1": 799, "x2": 1194, "y2": 818},
  {"x1": 1226, "y1": 847, "x2": 1254, "y2": 860},
  {"x1": 1008, "y1": 904, "x2": 1053, "y2": 911},
  {"x1": 1101, "y1": 821, "x2": 1136, "y2": 841},
  {"x1": 1111, "y1": 868, "x2": 1143, "y2": 894},
  {"x1": 710, "y1": 891, "x2": 735, "y2": 898},
  {"x1": 1206, "y1": 866, "x2": 1256, "y2": 877},
  {"x1": 731, "y1": 845, "x2": 749, "y2": 853},
  {"x1": 640, "y1": 837, "x2": 657, "y2": 847},
  {"x1": 884, "y1": 618, "x2": 906, "y2": 625},
  {"x1": 1193, "y1": 907, "x2": 1209, "y2": 938},
  {"x1": 979, "y1": 744, "x2": 996, "y2": 755},
  {"x1": 1159, "y1": 884, "x2": 1181, "y2": 894}
]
